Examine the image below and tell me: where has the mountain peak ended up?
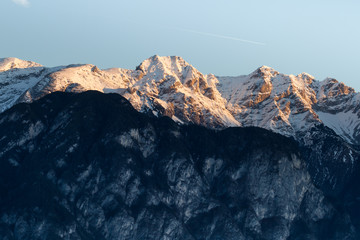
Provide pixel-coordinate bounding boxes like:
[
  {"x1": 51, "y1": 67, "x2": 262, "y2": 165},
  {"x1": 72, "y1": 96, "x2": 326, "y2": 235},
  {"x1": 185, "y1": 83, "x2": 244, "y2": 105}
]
[
  {"x1": 0, "y1": 57, "x2": 42, "y2": 72},
  {"x1": 259, "y1": 65, "x2": 274, "y2": 70},
  {"x1": 322, "y1": 77, "x2": 339, "y2": 84},
  {"x1": 296, "y1": 72, "x2": 315, "y2": 85},
  {"x1": 318, "y1": 77, "x2": 355, "y2": 99},
  {"x1": 138, "y1": 55, "x2": 190, "y2": 68},
  {"x1": 135, "y1": 55, "x2": 196, "y2": 81},
  {"x1": 250, "y1": 65, "x2": 279, "y2": 80},
  {"x1": 297, "y1": 72, "x2": 315, "y2": 80}
]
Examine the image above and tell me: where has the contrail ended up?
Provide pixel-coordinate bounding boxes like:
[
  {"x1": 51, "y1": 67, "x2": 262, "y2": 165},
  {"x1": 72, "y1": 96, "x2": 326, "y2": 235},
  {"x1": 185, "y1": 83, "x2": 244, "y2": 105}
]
[{"x1": 176, "y1": 28, "x2": 266, "y2": 46}]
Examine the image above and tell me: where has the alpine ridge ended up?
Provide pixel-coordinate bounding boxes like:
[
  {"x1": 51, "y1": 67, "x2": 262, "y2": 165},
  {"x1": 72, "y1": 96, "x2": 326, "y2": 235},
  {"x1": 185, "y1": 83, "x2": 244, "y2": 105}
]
[{"x1": 0, "y1": 55, "x2": 359, "y2": 145}]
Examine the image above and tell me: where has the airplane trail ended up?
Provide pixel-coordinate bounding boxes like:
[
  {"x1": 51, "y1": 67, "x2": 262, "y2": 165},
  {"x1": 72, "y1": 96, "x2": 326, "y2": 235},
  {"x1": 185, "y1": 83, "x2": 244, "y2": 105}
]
[{"x1": 176, "y1": 28, "x2": 266, "y2": 46}]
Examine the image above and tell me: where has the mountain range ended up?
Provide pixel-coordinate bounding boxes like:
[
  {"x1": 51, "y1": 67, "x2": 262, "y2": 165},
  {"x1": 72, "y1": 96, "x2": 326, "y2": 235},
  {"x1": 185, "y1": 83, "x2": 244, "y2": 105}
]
[
  {"x1": 1, "y1": 56, "x2": 359, "y2": 145},
  {"x1": 0, "y1": 56, "x2": 360, "y2": 239}
]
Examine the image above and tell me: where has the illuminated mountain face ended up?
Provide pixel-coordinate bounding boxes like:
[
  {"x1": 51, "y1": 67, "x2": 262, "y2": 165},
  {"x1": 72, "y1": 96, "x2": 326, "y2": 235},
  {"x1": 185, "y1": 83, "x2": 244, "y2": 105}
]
[{"x1": 1, "y1": 56, "x2": 360, "y2": 145}]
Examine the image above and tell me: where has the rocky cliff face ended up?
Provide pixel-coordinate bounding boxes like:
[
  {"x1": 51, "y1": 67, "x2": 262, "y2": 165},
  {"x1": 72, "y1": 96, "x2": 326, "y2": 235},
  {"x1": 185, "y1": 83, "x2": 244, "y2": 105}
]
[
  {"x1": 0, "y1": 91, "x2": 358, "y2": 240},
  {"x1": 218, "y1": 67, "x2": 360, "y2": 145}
]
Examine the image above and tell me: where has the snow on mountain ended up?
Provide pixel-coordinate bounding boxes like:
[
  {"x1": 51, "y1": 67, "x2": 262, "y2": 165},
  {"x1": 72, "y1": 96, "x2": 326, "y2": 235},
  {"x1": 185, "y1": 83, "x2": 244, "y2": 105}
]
[
  {"x1": 218, "y1": 67, "x2": 317, "y2": 137},
  {"x1": 18, "y1": 64, "x2": 137, "y2": 102},
  {"x1": 13, "y1": 56, "x2": 239, "y2": 128},
  {"x1": 0, "y1": 55, "x2": 359, "y2": 145},
  {"x1": 121, "y1": 56, "x2": 239, "y2": 127},
  {"x1": 0, "y1": 66, "x2": 47, "y2": 112},
  {"x1": 314, "y1": 79, "x2": 360, "y2": 143},
  {"x1": 0, "y1": 57, "x2": 42, "y2": 72},
  {"x1": 217, "y1": 67, "x2": 360, "y2": 144}
]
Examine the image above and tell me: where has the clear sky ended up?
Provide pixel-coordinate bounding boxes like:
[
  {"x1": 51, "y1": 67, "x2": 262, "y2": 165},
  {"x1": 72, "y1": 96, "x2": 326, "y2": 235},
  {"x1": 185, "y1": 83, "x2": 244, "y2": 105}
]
[{"x1": 2, "y1": 0, "x2": 360, "y2": 90}]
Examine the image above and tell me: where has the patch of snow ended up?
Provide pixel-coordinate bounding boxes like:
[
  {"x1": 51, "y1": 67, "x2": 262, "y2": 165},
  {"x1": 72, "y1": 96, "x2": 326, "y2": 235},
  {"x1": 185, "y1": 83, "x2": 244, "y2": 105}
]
[
  {"x1": 18, "y1": 121, "x2": 44, "y2": 146},
  {"x1": 117, "y1": 133, "x2": 134, "y2": 148},
  {"x1": 56, "y1": 159, "x2": 66, "y2": 168},
  {"x1": 46, "y1": 170, "x2": 56, "y2": 182},
  {"x1": 144, "y1": 169, "x2": 152, "y2": 176},
  {"x1": 8, "y1": 158, "x2": 19, "y2": 167},
  {"x1": 67, "y1": 143, "x2": 78, "y2": 153},
  {"x1": 77, "y1": 165, "x2": 92, "y2": 182},
  {"x1": 349, "y1": 150, "x2": 355, "y2": 165},
  {"x1": 317, "y1": 111, "x2": 360, "y2": 144},
  {"x1": 116, "y1": 127, "x2": 156, "y2": 158}
]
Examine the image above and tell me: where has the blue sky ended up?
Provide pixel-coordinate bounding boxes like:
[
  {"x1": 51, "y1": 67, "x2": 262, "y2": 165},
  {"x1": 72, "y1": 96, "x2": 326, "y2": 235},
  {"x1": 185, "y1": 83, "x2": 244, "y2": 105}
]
[{"x1": 2, "y1": 0, "x2": 360, "y2": 90}]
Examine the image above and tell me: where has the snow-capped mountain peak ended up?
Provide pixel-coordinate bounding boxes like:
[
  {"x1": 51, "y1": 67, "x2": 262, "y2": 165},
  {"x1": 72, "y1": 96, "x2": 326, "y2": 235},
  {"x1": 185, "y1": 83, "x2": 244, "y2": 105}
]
[
  {"x1": 135, "y1": 55, "x2": 208, "y2": 91},
  {"x1": 137, "y1": 55, "x2": 190, "y2": 75},
  {"x1": 297, "y1": 72, "x2": 315, "y2": 84},
  {"x1": 317, "y1": 77, "x2": 355, "y2": 100},
  {"x1": 0, "y1": 57, "x2": 42, "y2": 72},
  {"x1": 125, "y1": 55, "x2": 239, "y2": 127},
  {"x1": 250, "y1": 65, "x2": 279, "y2": 81}
]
